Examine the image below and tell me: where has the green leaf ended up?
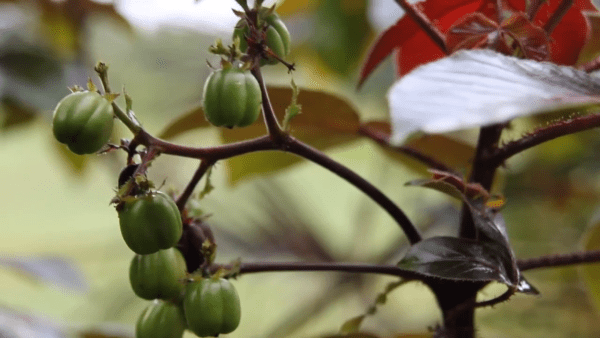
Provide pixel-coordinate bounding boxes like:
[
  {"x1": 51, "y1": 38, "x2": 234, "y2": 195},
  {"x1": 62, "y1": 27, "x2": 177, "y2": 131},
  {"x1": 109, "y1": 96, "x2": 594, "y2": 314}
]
[
  {"x1": 198, "y1": 165, "x2": 214, "y2": 200},
  {"x1": 397, "y1": 236, "x2": 517, "y2": 285},
  {"x1": 283, "y1": 79, "x2": 301, "y2": 130}
]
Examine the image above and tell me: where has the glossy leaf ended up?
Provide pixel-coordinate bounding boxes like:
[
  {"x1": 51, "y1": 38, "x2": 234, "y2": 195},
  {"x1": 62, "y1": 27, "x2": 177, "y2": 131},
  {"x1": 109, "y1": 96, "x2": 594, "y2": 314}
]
[
  {"x1": 464, "y1": 201, "x2": 537, "y2": 295},
  {"x1": 0, "y1": 256, "x2": 88, "y2": 292},
  {"x1": 397, "y1": 236, "x2": 516, "y2": 285},
  {"x1": 387, "y1": 50, "x2": 600, "y2": 144}
]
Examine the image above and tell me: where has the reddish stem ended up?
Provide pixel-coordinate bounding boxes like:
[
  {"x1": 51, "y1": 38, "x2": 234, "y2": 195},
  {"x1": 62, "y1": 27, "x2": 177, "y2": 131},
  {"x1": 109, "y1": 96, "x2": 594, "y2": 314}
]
[
  {"x1": 358, "y1": 124, "x2": 458, "y2": 175},
  {"x1": 487, "y1": 112, "x2": 600, "y2": 168},
  {"x1": 543, "y1": 0, "x2": 574, "y2": 35},
  {"x1": 518, "y1": 250, "x2": 600, "y2": 271},
  {"x1": 176, "y1": 159, "x2": 215, "y2": 211},
  {"x1": 394, "y1": 0, "x2": 449, "y2": 54}
]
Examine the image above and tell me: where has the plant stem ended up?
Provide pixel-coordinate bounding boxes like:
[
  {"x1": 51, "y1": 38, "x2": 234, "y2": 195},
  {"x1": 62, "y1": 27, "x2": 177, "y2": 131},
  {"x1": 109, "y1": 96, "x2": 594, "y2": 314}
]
[
  {"x1": 527, "y1": 0, "x2": 545, "y2": 20},
  {"x1": 543, "y1": 0, "x2": 574, "y2": 34},
  {"x1": 286, "y1": 137, "x2": 422, "y2": 244},
  {"x1": 214, "y1": 261, "x2": 423, "y2": 279},
  {"x1": 487, "y1": 112, "x2": 600, "y2": 168},
  {"x1": 358, "y1": 123, "x2": 458, "y2": 175},
  {"x1": 176, "y1": 159, "x2": 215, "y2": 211},
  {"x1": 136, "y1": 132, "x2": 276, "y2": 160},
  {"x1": 459, "y1": 124, "x2": 504, "y2": 239},
  {"x1": 579, "y1": 56, "x2": 600, "y2": 73},
  {"x1": 394, "y1": 0, "x2": 448, "y2": 54},
  {"x1": 94, "y1": 62, "x2": 141, "y2": 133},
  {"x1": 518, "y1": 250, "x2": 600, "y2": 271},
  {"x1": 252, "y1": 61, "x2": 286, "y2": 144}
]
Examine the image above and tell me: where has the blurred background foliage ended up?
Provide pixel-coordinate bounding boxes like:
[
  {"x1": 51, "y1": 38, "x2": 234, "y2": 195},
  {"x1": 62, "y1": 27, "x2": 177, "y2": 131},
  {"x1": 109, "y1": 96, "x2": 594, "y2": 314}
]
[{"x1": 2, "y1": 0, "x2": 600, "y2": 337}]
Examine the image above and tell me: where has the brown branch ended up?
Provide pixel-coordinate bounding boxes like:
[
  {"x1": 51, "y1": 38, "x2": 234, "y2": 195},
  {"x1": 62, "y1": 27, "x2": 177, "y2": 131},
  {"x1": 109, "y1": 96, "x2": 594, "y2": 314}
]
[
  {"x1": 252, "y1": 61, "x2": 286, "y2": 143},
  {"x1": 214, "y1": 261, "x2": 423, "y2": 280},
  {"x1": 579, "y1": 56, "x2": 600, "y2": 73},
  {"x1": 527, "y1": 0, "x2": 545, "y2": 21},
  {"x1": 176, "y1": 159, "x2": 215, "y2": 211},
  {"x1": 135, "y1": 131, "x2": 276, "y2": 160},
  {"x1": 286, "y1": 137, "x2": 422, "y2": 244},
  {"x1": 358, "y1": 124, "x2": 458, "y2": 175},
  {"x1": 487, "y1": 112, "x2": 600, "y2": 168},
  {"x1": 518, "y1": 250, "x2": 600, "y2": 271},
  {"x1": 459, "y1": 124, "x2": 504, "y2": 239},
  {"x1": 543, "y1": 0, "x2": 574, "y2": 35},
  {"x1": 394, "y1": 0, "x2": 448, "y2": 54}
]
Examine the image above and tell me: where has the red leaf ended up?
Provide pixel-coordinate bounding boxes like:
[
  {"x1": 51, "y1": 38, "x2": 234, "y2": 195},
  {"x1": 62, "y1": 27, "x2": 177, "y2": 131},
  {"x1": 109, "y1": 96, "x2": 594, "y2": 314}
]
[
  {"x1": 359, "y1": 0, "x2": 483, "y2": 86},
  {"x1": 507, "y1": 0, "x2": 596, "y2": 65},
  {"x1": 360, "y1": 0, "x2": 598, "y2": 87},
  {"x1": 446, "y1": 12, "x2": 498, "y2": 52},
  {"x1": 501, "y1": 12, "x2": 550, "y2": 61}
]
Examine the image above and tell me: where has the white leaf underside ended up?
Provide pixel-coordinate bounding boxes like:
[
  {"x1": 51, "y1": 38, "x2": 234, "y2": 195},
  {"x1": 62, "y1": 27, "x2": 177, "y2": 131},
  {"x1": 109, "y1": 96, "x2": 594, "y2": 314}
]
[{"x1": 387, "y1": 49, "x2": 600, "y2": 145}]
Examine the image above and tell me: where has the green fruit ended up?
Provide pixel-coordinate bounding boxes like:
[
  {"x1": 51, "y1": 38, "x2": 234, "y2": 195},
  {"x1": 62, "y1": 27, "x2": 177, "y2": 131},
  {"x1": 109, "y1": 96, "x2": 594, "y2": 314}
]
[
  {"x1": 136, "y1": 300, "x2": 186, "y2": 338},
  {"x1": 129, "y1": 248, "x2": 187, "y2": 301},
  {"x1": 202, "y1": 66, "x2": 261, "y2": 128},
  {"x1": 52, "y1": 90, "x2": 114, "y2": 155},
  {"x1": 233, "y1": 13, "x2": 291, "y2": 65},
  {"x1": 118, "y1": 191, "x2": 183, "y2": 255},
  {"x1": 183, "y1": 278, "x2": 241, "y2": 337}
]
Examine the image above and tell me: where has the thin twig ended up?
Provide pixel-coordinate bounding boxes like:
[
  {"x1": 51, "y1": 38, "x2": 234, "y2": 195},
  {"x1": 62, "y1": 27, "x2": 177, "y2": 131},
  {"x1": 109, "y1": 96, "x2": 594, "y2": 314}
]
[
  {"x1": 487, "y1": 112, "x2": 600, "y2": 168},
  {"x1": 252, "y1": 64, "x2": 286, "y2": 143},
  {"x1": 358, "y1": 124, "x2": 458, "y2": 175},
  {"x1": 579, "y1": 56, "x2": 600, "y2": 73},
  {"x1": 94, "y1": 62, "x2": 141, "y2": 133},
  {"x1": 459, "y1": 124, "x2": 504, "y2": 239},
  {"x1": 176, "y1": 159, "x2": 215, "y2": 211},
  {"x1": 543, "y1": 0, "x2": 574, "y2": 35},
  {"x1": 518, "y1": 250, "x2": 600, "y2": 271},
  {"x1": 214, "y1": 261, "x2": 423, "y2": 280},
  {"x1": 286, "y1": 137, "x2": 422, "y2": 244},
  {"x1": 394, "y1": 0, "x2": 448, "y2": 54},
  {"x1": 527, "y1": 0, "x2": 545, "y2": 21}
]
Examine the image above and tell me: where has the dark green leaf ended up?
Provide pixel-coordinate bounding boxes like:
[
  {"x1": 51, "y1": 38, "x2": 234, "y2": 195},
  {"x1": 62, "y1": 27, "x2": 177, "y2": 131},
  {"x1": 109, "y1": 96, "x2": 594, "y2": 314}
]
[{"x1": 397, "y1": 236, "x2": 517, "y2": 285}]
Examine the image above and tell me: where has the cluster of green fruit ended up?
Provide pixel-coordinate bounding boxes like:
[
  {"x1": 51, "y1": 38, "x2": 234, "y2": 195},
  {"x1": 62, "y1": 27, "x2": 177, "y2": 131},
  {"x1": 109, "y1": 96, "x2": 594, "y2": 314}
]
[
  {"x1": 50, "y1": 8, "x2": 292, "y2": 337},
  {"x1": 51, "y1": 94, "x2": 241, "y2": 337},
  {"x1": 118, "y1": 190, "x2": 241, "y2": 338}
]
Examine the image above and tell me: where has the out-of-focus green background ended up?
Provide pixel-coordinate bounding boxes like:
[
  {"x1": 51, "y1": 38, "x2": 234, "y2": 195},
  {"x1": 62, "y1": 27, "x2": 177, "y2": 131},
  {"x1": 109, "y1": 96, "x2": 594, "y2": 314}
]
[{"x1": 2, "y1": 0, "x2": 600, "y2": 337}]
